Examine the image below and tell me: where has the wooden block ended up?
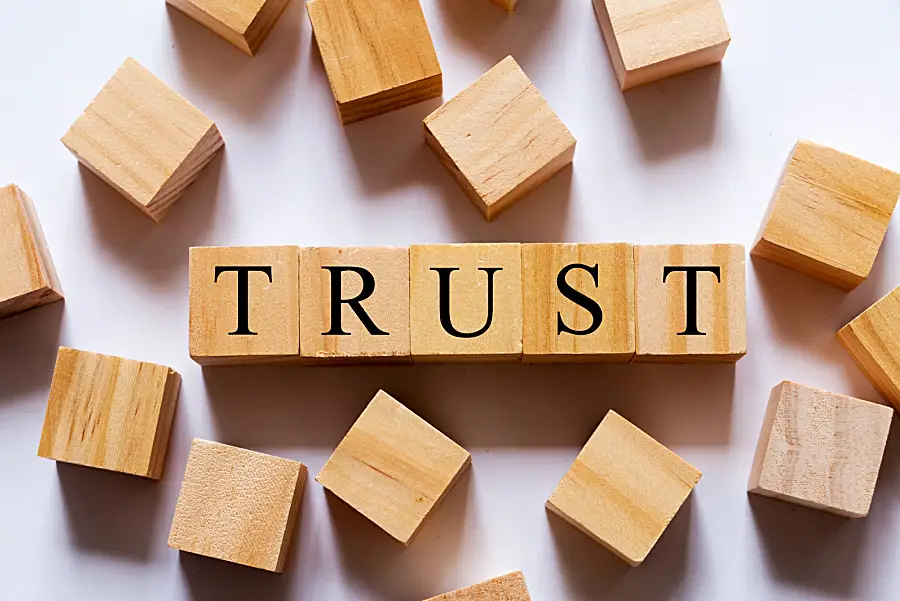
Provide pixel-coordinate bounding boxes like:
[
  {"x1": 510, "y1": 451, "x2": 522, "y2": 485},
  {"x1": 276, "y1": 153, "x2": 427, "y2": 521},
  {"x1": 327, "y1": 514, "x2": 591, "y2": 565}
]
[
  {"x1": 62, "y1": 58, "x2": 224, "y2": 222},
  {"x1": 837, "y1": 286, "x2": 900, "y2": 409},
  {"x1": 0, "y1": 185, "x2": 63, "y2": 319},
  {"x1": 299, "y1": 246, "x2": 410, "y2": 363},
  {"x1": 410, "y1": 243, "x2": 523, "y2": 362},
  {"x1": 37, "y1": 347, "x2": 180, "y2": 479},
  {"x1": 489, "y1": 0, "x2": 519, "y2": 12},
  {"x1": 634, "y1": 244, "x2": 746, "y2": 362},
  {"x1": 189, "y1": 246, "x2": 300, "y2": 365},
  {"x1": 522, "y1": 243, "x2": 634, "y2": 362},
  {"x1": 593, "y1": 0, "x2": 730, "y2": 91},
  {"x1": 424, "y1": 572, "x2": 532, "y2": 601},
  {"x1": 166, "y1": 0, "x2": 292, "y2": 56},
  {"x1": 751, "y1": 140, "x2": 900, "y2": 290},
  {"x1": 316, "y1": 390, "x2": 471, "y2": 545},
  {"x1": 168, "y1": 439, "x2": 306, "y2": 572},
  {"x1": 424, "y1": 56, "x2": 576, "y2": 221},
  {"x1": 748, "y1": 381, "x2": 892, "y2": 518},
  {"x1": 307, "y1": 0, "x2": 442, "y2": 124}
]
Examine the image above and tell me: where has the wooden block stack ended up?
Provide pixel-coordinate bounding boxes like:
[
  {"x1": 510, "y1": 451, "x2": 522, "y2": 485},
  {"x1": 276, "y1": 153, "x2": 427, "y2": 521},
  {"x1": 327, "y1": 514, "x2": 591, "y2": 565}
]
[
  {"x1": 166, "y1": 0, "x2": 292, "y2": 55},
  {"x1": 424, "y1": 572, "x2": 533, "y2": 601}
]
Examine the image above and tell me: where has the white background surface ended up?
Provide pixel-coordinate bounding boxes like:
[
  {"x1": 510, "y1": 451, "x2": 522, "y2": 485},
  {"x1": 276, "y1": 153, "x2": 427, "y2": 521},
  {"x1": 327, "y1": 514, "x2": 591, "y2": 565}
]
[{"x1": 2, "y1": 0, "x2": 900, "y2": 599}]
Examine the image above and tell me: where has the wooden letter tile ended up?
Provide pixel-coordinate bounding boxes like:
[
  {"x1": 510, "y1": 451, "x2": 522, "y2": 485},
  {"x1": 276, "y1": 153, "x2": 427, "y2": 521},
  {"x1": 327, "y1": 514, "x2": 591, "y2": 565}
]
[
  {"x1": 547, "y1": 410, "x2": 700, "y2": 566},
  {"x1": 166, "y1": 0, "x2": 291, "y2": 56},
  {"x1": 424, "y1": 572, "x2": 532, "y2": 601}
]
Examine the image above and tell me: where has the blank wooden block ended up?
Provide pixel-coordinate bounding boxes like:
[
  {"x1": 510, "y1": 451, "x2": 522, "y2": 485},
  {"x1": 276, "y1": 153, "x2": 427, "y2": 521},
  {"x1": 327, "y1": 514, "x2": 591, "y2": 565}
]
[
  {"x1": 307, "y1": 0, "x2": 442, "y2": 124},
  {"x1": 316, "y1": 390, "x2": 471, "y2": 545},
  {"x1": 748, "y1": 381, "x2": 892, "y2": 518},
  {"x1": 189, "y1": 246, "x2": 300, "y2": 365},
  {"x1": 634, "y1": 244, "x2": 746, "y2": 362},
  {"x1": 593, "y1": 0, "x2": 730, "y2": 91},
  {"x1": 424, "y1": 56, "x2": 576, "y2": 221},
  {"x1": 166, "y1": 0, "x2": 291, "y2": 55},
  {"x1": 751, "y1": 140, "x2": 900, "y2": 290},
  {"x1": 547, "y1": 410, "x2": 700, "y2": 566},
  {"x1": 168, "y1": 439, "x2": 306, "y2": 572},
  {"x1": 0, "y1": 185, "x2": 63, "y2": 319},
  {"x1": 410, "y1": 243, "x2": 523, "y2": 362},
  {"x1": 37, "y1": 347, "x2": 180, "y2": 479},
  {"x1": 62, "y1": 58, "x2": 224, "y2": 222},
  {"x1": 425, "y1": 572, "x2": 532, "y2": 601},
  {"x1": 489, "y1": 0, "x2": 519, "y2": 12}
]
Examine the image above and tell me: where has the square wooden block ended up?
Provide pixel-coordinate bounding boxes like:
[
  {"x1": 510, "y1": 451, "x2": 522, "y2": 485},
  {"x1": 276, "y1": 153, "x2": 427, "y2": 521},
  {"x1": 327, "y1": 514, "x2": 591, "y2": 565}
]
[
  {"x1": 410, "y1": 243, "x2": 523, "y2": 362},
  {"x1": 751, "y1": 140, "x2": 900, "y2": 290},
  {"x1": 424, "y1": 56, "x2": 576, "y2": 221},
  {"x1": 0, "y1": 185, "x2": 63, "y2": 319},
  {"x1": 299, "y1": 246, "x2": 410, "y2": 363},
  {"x1": 307, "y1": 0, "x2": 442, "y2": 124},
  {"x1": 748, "y1": 381, "x2": 892, "y2": 518},
  {"x1": 168, "y1": 439, "x2": 306, "y2": 572},
  {"x1": 634, "y1": 244, "x2": 746, "y2": 362},
  {"x1": 166, "y1": 0, "x2": 291, "y2": 55},
  {"x1": 593, "y1": 0, "x2": 730, "y2": 91},
  {"x1": 425, "y1": 572, "x2": 532, "y2": 601},
  {"x1": 37, "y1": 347, "x2": 180, "y2": 479},
  {"x1": 62, "y1": 58, "x2": 224, "y2": 222},
  {"x1": 522, "y1": 243, "x2": 634, "y2": 362},
  {"x1": 189, "y1": 246, "x2": 300, "y2": 365},
  {"x1": 316, "y1": 390, "x2": 471, "y2": 545}
]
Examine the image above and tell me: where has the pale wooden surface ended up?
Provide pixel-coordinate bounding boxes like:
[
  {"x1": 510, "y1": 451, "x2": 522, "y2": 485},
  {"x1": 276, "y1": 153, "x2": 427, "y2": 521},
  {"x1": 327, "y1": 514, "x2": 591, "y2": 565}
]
[
  {"x1": 424, "y1": 571, "x2": 532, "y2": 601},
  {"x1": 748, "y1": 381, "x2": 893, "y2": 518},
  {"x1": 424, "y1": 56, "x2": 576, "y2": 221},
  {"x1": 489, "y1": 0, "x2": 519, "y2": 12},
  {"x1": 168, "y1": 439, "x2": 306, "y2": 572},
  {"x1": 316, "y1": 390, "x2": 471, "y2": 545},
  {"x1": 166, "y1": 0, "x2": 292, "y2": 55},
  {"x1": 37, "y1": 347, "x2": 180, "y2": 479},
  {"x1": 751, "y1": 140, "x2": 900, "y2": 291},
  {"x1": 546, "y1": 410, "x2": 701, "y2": 566}
]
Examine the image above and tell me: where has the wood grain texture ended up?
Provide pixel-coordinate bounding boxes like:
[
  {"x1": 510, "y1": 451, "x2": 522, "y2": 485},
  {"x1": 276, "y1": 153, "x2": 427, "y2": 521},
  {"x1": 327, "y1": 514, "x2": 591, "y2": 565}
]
[
  {"x1": 748, "y1": 381, "x2": 892, "y2": 518},
  {"x1": 547, "y1": 410, "x2": 700, "y2": 566},
  {"x1": 166, "y1": 0, "x2": 292, "y2": 55},
  {"x1": 489, "y1": 0, "x2": 519, "y2": 13},
  {"x1": 61, "y1": 58, "x2": 224, "y2": 222},
  {"x1": 168, "y1": 439, "x2": 306, "y2": 572},
  {"x1": 424, "y1": 572, "x2": 532, "y2": 601},
  {"x1": 751, "y1": 140, "x2": 900, "y2": 290},
  {"x1": 37, "y1": 347, "x2": 180, "y2": 479},
  {"x1": 316, "y1": 390, "x2": 471, "y2": 545},
  {"x1": 307, "y1": 0, "x2": 442, "y2": 124},
  {"x1": 424, "y1": 56, "x2": 576, "y2": 221}
]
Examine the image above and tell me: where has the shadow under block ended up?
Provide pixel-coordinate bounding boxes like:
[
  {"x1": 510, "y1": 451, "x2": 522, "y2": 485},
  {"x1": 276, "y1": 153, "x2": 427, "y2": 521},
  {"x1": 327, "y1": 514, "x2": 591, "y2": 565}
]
[
  {"x1": 316, "y1": 390, "x2": 471, "y2": 545},
  {"x1": 424, "y1": 56, "x2": 576, "y2": 221},
  {"x1": 37, "y1": 347, "x2": 180, "y2": 479},
  {"x1": 547, "y1": 410, "x2": 700, "y2": 566},
  {"x1": 0, "y1": 185, "x2": 63, "y2": 319},
  {"x1": 592, "y1": 0, "x2": 730, "y2": 91},
  {"x1": 751, "y1": 140, "x2": 900, "y2": 291},
  {"x1": 307, "y1": 0, "x2": 442, "y2": 124},
  {"x1": 61, "y1": 58, "x2": 224, "y2": 222},
  {"x1": 748, "y1": 381, "x2": 892, "y2": 518},
  {"x1": 410, "y1": 244, "x2": 523, "y2": 362},
  {"x1": 189, "y1": 246, "x2": 300, "y2": 365},
  {"x1": 634, "y1": 244, "x2": 746, "y2": 362},
  {"x1": 425, "y1": 572, "x2": 532, "y2": 601},
  {"x1": 168, "y1": 439, "x2": 306, "y2": 572},
  {"x1": 166, "y1": 0, "x2": 292, "y2": 55}
]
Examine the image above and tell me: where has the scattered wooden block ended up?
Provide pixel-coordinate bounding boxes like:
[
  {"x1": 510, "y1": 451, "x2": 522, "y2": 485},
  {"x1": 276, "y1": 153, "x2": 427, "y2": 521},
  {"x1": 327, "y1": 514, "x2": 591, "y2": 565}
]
[
  {"x1": 37, "y1": 347, "x2": 180, "y2": 479},
  {"x1": 424, "y1": 572, "x2": 532, "y2": 601},
  {"x1": 751, "y1": 140, "x2": 900, "y2": 290},
  {"x1": 489, "y1": 0, "x2": 519, "y2": 12},
  {"x1": 61, "y1": 58, "x2": 224, "y2": 222},
  {"x1": 166, "y1": 0, "x2": 291, "y2": 56},
  {"x1": 307, "y1": 0, "x2": 442, "y2": 124},
  {"x1": 189, "y1": 246, "x2": 300, "y2": 365},
  {"x1": 634, "y1": 244, "x2": 746, "y2": 362},
  {"x1": 0, "y1": 185, "x2": 63, "y2": 320},
  {"x1": 748, "y1": 381, "x2": 892, "y2": 518},
  {"x1": 316, "y1": 390, "x2": 471, "y2": 545},
  {"x1": 168, "y1": 439, "x2": 306, "y2": 572},
  {"x1": 410, "y1": 243, "x2": 523, "y2": 362},
  {"x1": 424, "y1": 56, "x2": 576, "y2": 221},
  {"x1": 547, "y1": 410, "x2": 700, "y2": 566}
]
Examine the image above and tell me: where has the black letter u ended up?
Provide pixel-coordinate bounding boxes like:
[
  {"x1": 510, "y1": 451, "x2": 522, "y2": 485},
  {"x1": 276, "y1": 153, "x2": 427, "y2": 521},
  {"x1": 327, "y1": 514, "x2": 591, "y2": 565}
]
[{"x1": 431, "y1": 267, "x2": 502, "y2": 339}]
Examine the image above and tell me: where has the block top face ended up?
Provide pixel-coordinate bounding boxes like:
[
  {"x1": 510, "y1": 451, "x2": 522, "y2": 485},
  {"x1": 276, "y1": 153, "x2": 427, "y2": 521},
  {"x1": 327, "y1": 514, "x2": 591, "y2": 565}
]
[
  {"x1": 0, "y1": 185, "x2": 55, "y2": 303},
  {"x1": 838, "y1": 286, "x2": 900, "y2": 405},
  {"x1": 173, "y1": 0, "x2": 264, "y2": 34},
  {"x1": 424, "y1": 571, "x2": 532, "y2": 601}
]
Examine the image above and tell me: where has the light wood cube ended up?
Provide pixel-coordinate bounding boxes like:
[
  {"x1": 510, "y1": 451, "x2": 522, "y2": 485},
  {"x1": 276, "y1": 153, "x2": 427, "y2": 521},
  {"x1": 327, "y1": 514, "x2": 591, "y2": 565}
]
[
  {"x1": 0, "y1": 185, "x2": 63, "y2": 320},
  {"x1": 316, "y1": 390, "x2": 471, "y2": 545},
  {"x1": 748, "y1": 381, "x2": 892, "y2": 518},
  {"x1": 307, "y1": 0, "x2": 442, "y2": 124},
  {"x1": 168, "y1": 439, "x2": 307, "y2": 572},
  {"x1": 489, "y1": 0, "x2": 519, "y2": 12},
  {"x1": 166, "y1": 0, "x2": 291, "y2": 56},
  {"x1": 751, "y1": 140, "x2": 900, "y2": 290},
  {"x1": 62, "y1": 58, "x2": 224, "y2": 222},
  {"x1": 424, "y1": 572, "x2": 532, "y2": 601},
  {"x1": 424, "y1": 56, "x2": 576, "y2": 221},
  {"x1": 37, "y1": 347, "x2": 180, "y2": 479},
  {"x1": 547, "y1": 410, "x2": 700, "y2": 566}
]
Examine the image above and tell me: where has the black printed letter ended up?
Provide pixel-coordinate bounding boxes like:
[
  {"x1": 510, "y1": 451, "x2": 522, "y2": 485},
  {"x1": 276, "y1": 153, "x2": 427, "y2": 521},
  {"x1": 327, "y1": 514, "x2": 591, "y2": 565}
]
[
  {"x1": 214, "y1": 266, "x2": 273, "y2": 336},
  {"x1": 556, "y1": 263, "x2": 603, "y2": 336},
  {"x1": 662, "y1": 266, "x2": 721, "y2": 336},
  {"x1": 321, "y1": 266, "x2": 389, "y2": 336},
  {"x1": 432, "y1": 267, "x2": 502, "y2": 339}
]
